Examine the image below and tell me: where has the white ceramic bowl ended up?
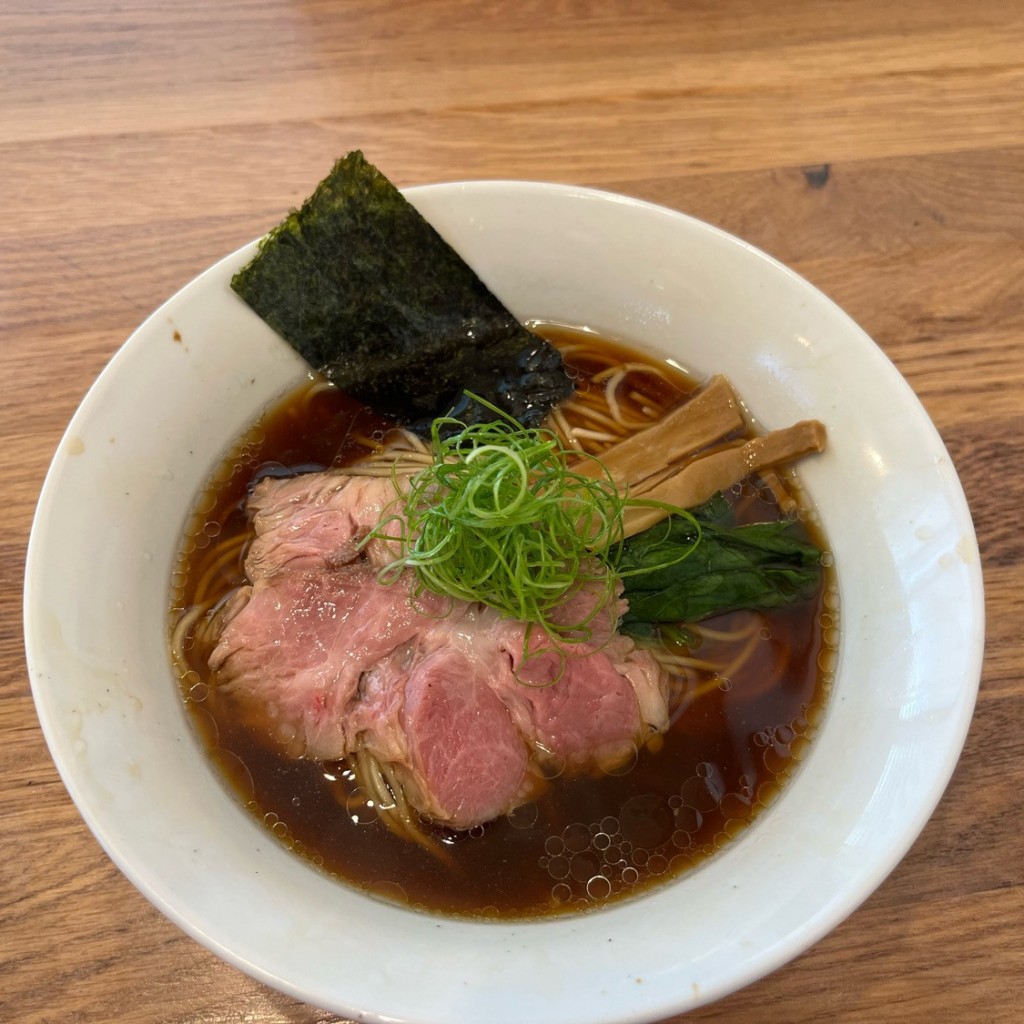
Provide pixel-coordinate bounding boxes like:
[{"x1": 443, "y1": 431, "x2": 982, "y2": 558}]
[{"x1": 25, "y1": 182, "x2": 983, "y2": 1022}]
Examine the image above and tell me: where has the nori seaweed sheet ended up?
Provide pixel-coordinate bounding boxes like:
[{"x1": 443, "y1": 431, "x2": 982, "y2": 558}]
[{"x1": 231, "y1": 151, "x2": 574, "y2": 433}]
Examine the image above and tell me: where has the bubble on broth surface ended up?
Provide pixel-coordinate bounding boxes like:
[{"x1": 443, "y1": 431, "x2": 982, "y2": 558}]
[
  {"x1": 603, "y1": 843, "x2": 623, "y2": 865},
  {"x1": 367, "y1": 880, "x2": 409, "y2": 905},
  {"x1": 538, "y1": 753, "x2": 567, "y2": 780},
  {"x1": 345, "y1": 789, "x2": 379, "y2": 825},
  {"x1": 550, "y1": 883, "x2": 573, "y2": 904},
  {"x1": 675, "y1": 805, "x2": 702, "y2": 833},
  {"x1": 271, "y1": 819, "x2": 289, "y2": 838},
  {"x1": 506, "y1": 802, "x2": 539, "y2": 830},
  {"x1": 546, "y1": 856, "x2": 570, "y2": 880},
  {"x1": 599, "y1": 742, "x2": 639, "y2": 776},
  {"x1": 790, "y1": 735, "x2": 811, "y2": 761},
  {"x1": 562, "y1": 822, "x2": 591, "y2": 853},
  {"x1": 818, "y1": 646, "x2": 839, "y2": 675},
  {"x1": 535, "y1": 787, "x2": 713, "y2": 907},
  {"x1": 213, "y1": 747, "x2": 253, "y2": 801},
  {"x1": 569, "y1": 851, "x2": 602, "y2": 883},
  {"x1": 187, "y1": 680, "x2": 209, "y2": 702},
  {"x1": 680, "y1": 769, "x2": 725, "y2": 813},
  {"x1": 763, "y1": 749, "x2": 788, "y2": 774},
  {"x1": 719, "y1": 792, "x2": 753, "y2": 821},
  {"x1": 189, "y1": 704, "x2": 219, "y2": 746},
  {"x1": 619, "y1": 794, "x2": 674, "y2": 849}
]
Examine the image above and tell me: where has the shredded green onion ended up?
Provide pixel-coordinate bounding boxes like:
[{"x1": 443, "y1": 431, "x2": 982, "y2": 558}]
[{"x1": 369, "y1": 394, "x2": 700, "y2": 643}]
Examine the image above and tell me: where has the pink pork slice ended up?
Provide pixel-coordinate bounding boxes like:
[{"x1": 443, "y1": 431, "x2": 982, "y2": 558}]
[
  {"x1": 245, "y1": 472, "x2": 405, "y2": 579},
  {"x1": 401, "y1": 648, "x2": 529, "y2": 828},
  {"x1": 209, "y1": 470, "x2": 669, "y2": 829},
  {"x1": 351, "y1": 645, "x2": 532, "y2": 830},
  {"x1": 209, "y1": 564, "x2": 449, "y2": 757}
]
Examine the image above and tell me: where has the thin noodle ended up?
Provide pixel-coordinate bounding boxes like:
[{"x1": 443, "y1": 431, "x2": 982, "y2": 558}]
[
  {"x1": 628, "y1": 390, "x2": 665, "y2": 413},
  {"x1": 592, "y1": 361, "x2": 672, "y2": 384},
  {"x1": 170, "y1": 603, "x2": 209, "y2": 673},
  {"x1": 353, "y1": 749, "x2": 408, "y2": 830},
  {"x1": 556, "y1": 343, "x2": 620, "y2": 368},
  {"x1": 192, "y1": 534, "x2": 247, "y2": 606},
  {"x1": 695, "y1": 619, "x2": 760, "y2": 644},
  {"x1": 344, "y1": 457, "x2": 426, "y2": 478},
  {"x1": 566, "y1": 386, "x2": 624, "y2": 410},
  {"x1": 603, "y1": 371, "x2": 627, "y2": 425},
  {"x1": 729, "y1": 638, "x2": 791, "y2": 702},
  {"x1": 719, "y1": 622, "x2": 763, "y2": 683},
  {"x1": 548, "y1": 408, "x2": 581, "y2": 451},
  {"x1": 351, "y1": 748, "x2": 449, "y2": 861},
  {"x1": 353, "y1": 427, "x2": 431, "y2": 456},
  {"x1": 347, "y1": 427, "x2": 432, "y2": 473},
  {"x1": 602, "y1": 372, "x2": 669, "y2": 433},
  {"x1": 652, "y1": 614, "x2": 768, "y2": 725},
  {"x1": 567, "y1": 427, "x2": 619, "y2": 444},
  {"x1": 302, "y1": 379, "x2": 339, "y2": 409},
  {"x1": 569, "y1": 403, "x2": 623, "y2": 432},
  {"x1": 649, "y1": 650, "x2": 727, "y2": 674}
]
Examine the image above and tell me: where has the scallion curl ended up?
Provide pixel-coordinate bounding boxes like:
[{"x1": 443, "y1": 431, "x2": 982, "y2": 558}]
[{"x1": 368, "y1": 394, "x2": 702, "y2": 644}]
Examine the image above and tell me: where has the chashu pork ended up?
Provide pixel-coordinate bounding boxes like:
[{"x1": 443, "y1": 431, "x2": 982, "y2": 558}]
[{"x1": 209, "y1": 471, "x2": 669, "y2": 830}]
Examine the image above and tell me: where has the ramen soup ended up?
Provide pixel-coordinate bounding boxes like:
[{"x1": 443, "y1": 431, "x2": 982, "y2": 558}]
[{"x1": 170, "y1": 325, "x2": 837, "y2": 919}]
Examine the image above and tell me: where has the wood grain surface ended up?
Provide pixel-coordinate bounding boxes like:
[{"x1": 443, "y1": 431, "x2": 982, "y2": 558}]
[{"x1": 2, "y1": 1, "x2": 1022, "y2": 1021}]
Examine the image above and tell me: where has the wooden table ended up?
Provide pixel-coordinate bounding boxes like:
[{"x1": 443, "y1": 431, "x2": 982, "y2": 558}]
[{"x1": 3, "y1": 2, "x2": 1021, "y2": 1021}]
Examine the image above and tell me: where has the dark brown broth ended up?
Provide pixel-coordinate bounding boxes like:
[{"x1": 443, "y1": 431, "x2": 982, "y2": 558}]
[{"x1": 171, "y1": 327, "x2": 835, "y2": 919}]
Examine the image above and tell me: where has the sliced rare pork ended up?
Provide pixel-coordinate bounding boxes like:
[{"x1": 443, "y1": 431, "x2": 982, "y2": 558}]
[
  {"x1": 245, "y1": 471, "x2": 406, "y2": 578},
  {"x1": 209, "y1": 471, "x2": 669, "y2": 830}
]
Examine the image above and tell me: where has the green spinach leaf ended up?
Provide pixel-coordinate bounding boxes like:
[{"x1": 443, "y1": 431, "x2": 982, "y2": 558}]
[{"x1": 617, "y1": 494, "x2": 823, "y2": 633}]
